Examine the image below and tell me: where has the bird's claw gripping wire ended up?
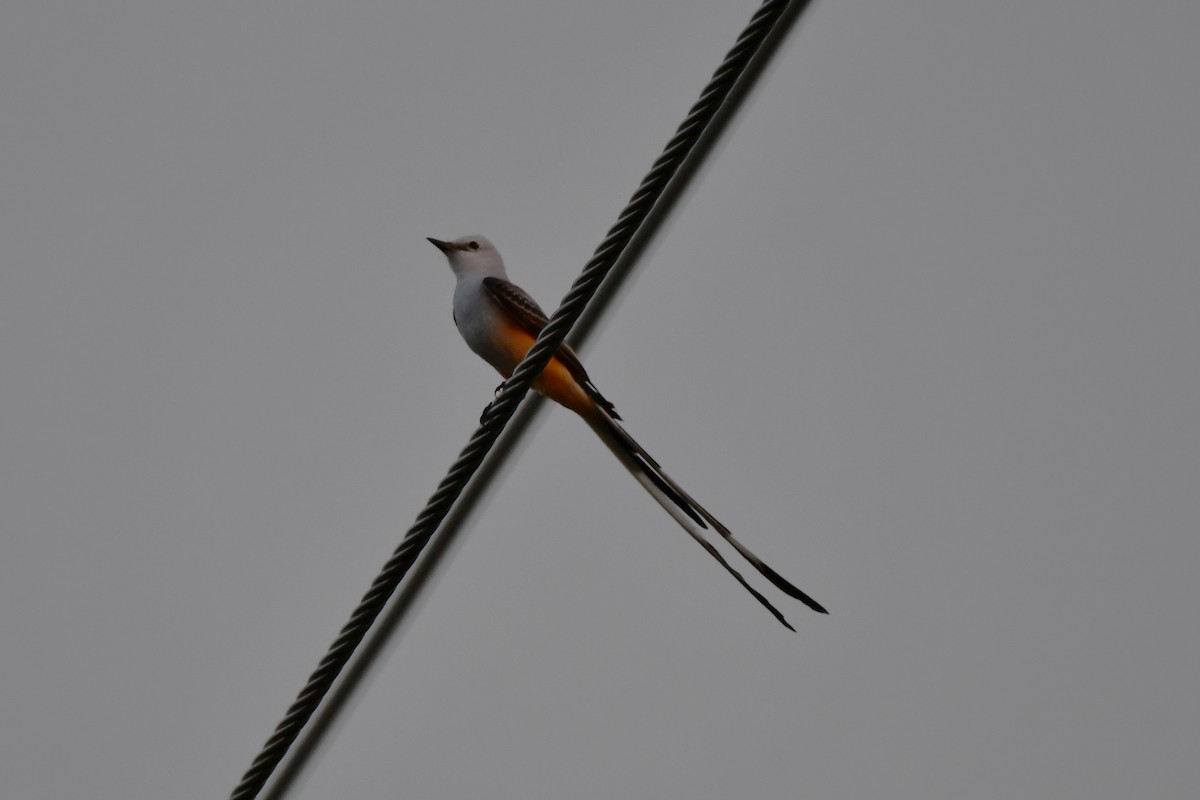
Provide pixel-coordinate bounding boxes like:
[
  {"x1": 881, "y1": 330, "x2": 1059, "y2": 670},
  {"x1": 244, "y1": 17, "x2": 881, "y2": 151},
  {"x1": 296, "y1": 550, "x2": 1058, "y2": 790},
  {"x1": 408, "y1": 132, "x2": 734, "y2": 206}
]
[{"x1": 479, "y1": 382, "x2": 508, "y2": 424}]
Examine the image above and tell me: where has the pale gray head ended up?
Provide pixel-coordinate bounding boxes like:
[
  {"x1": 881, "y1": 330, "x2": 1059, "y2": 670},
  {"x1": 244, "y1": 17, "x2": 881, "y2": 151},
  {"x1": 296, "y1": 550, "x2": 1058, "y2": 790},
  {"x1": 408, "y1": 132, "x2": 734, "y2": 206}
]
[{"x1": 427, "y1": 235, "x2": 507, "y2": 279}]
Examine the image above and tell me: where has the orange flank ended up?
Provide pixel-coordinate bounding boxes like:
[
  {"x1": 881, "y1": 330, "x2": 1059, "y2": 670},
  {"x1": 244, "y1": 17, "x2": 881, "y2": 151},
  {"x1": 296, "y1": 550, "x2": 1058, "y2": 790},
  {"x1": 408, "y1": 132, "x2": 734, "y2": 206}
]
[{"x1": 495, "y1": 325, "x2": 595, "y2": 418}]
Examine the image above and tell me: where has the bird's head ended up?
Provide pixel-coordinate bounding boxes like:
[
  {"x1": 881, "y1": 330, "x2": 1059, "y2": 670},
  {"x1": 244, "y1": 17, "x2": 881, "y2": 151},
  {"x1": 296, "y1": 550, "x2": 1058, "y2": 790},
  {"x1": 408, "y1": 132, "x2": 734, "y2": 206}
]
[{"x1": 427, "y1": 235, "x2": 505, "y2": 278}]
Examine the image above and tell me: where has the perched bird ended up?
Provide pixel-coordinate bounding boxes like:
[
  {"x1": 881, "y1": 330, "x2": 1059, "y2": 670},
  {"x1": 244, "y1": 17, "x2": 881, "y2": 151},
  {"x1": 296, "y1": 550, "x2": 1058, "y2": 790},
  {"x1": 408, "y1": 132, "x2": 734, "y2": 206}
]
[{"x1": 429, "y1": 235, "x2": 826, "y2": 629}]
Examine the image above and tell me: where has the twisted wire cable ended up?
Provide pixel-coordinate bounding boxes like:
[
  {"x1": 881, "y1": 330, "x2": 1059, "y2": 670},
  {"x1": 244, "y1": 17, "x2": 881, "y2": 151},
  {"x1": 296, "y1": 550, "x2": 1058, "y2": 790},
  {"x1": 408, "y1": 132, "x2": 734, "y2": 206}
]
[{"x1": 230, "y1": 2, "x2": 807, "y2": 797}]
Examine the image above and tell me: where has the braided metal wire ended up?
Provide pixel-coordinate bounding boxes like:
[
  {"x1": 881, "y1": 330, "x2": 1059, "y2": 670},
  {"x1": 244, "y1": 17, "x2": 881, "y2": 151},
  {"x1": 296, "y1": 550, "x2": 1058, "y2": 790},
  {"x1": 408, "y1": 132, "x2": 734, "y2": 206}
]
[{"x1": 229, "y1": 2, "x2": 802, "y2": 797}]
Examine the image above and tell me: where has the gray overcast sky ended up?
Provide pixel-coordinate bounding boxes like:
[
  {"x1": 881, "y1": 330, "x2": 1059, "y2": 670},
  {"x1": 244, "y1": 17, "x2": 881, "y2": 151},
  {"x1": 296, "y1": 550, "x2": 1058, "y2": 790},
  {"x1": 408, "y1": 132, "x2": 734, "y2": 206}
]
[{"x1": 2, "y1": 1, "x2": 1198, "y2": 798}]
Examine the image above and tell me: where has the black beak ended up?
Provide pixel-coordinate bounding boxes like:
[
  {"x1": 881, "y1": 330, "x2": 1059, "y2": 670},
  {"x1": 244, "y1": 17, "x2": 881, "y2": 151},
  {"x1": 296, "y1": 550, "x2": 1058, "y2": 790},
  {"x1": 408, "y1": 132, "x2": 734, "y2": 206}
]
[{"x1": 427, "y1": 237, "x2": 455, "y2": 255}]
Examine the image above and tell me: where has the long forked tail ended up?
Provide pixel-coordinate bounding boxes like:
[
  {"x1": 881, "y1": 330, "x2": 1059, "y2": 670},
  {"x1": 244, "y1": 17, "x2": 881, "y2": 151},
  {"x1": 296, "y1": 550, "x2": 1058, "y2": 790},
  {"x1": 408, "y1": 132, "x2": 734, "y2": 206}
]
[{"x1": 586, "y1": 410, "x2": 828, "y2": 630}]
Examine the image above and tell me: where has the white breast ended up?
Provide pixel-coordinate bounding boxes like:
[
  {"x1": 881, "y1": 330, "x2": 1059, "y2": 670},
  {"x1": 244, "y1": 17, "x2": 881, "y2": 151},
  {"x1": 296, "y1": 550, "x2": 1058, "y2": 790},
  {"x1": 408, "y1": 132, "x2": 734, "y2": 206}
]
[{"x1": 452, "y1": 276, "x2": 520, "y2": 373}]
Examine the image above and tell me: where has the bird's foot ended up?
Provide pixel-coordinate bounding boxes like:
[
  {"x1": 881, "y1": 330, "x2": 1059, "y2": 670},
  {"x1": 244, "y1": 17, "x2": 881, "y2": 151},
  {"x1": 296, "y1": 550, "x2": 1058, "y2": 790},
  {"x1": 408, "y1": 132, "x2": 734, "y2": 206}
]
[{"x1": 480, "y1": 382, "x2": 507, "y2": 424}]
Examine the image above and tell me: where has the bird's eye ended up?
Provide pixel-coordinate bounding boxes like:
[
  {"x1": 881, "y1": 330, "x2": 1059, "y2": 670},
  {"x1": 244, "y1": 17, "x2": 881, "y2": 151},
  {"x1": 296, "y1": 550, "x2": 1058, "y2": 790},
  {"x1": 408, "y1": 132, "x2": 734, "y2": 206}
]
[{"x1": 468, "y1": 241, "x2": 480, "y2": 251}]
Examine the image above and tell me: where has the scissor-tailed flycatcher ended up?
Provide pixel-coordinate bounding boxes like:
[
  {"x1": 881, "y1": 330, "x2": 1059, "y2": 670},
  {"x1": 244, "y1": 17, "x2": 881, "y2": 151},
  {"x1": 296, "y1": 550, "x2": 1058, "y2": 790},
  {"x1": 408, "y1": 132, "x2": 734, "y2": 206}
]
[{"x1": 429, "y1": 235, "x2": 827, "y2": 629}]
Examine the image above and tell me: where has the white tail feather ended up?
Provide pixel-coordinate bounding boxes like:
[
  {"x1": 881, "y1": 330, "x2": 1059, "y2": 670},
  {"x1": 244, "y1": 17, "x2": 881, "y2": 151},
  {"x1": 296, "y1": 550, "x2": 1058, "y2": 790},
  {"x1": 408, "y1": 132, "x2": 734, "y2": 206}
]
[{"x1": 586, "y1": 410, "x2": 827, "y2": 629}]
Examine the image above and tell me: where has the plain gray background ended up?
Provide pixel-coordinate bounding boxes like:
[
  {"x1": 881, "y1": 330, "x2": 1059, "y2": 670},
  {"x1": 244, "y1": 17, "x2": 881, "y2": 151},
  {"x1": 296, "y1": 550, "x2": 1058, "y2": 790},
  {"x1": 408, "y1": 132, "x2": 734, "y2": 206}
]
[{"x1": 2, "y1": 1, "x2": 1197, "y2": 798}]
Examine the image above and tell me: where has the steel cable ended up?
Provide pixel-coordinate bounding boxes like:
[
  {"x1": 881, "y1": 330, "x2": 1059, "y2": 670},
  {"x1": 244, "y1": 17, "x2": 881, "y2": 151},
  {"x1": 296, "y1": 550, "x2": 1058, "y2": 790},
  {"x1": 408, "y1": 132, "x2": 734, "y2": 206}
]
[{"x1": 230, "y1": 2, "x2": 810, "y2": 797}]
